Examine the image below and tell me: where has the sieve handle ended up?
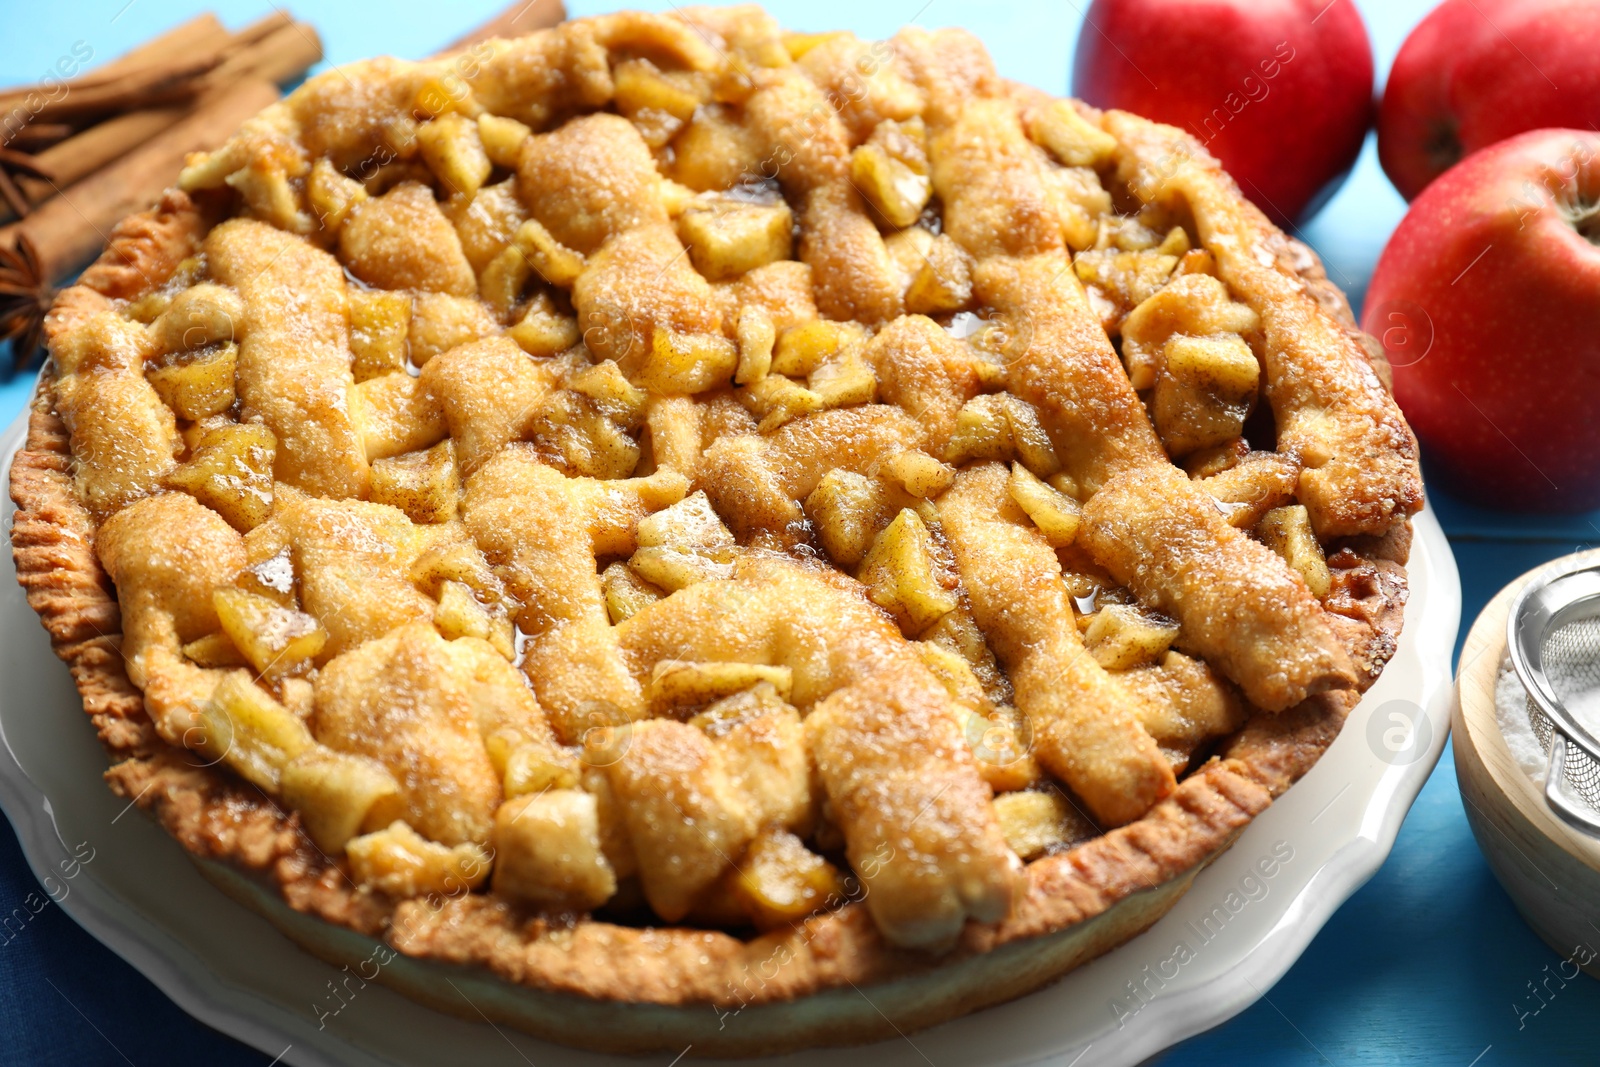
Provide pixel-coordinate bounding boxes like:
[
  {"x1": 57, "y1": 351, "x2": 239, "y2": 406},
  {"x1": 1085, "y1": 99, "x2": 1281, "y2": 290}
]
[{"x1": 1545, "y1": 731, "x2": 1600, "y2": 836}]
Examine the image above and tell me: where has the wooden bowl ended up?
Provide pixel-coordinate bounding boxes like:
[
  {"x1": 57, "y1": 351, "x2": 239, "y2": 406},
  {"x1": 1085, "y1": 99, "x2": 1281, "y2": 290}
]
[{"x1": 1455, "y1": 549, "x2": 1600, "y2": 978}]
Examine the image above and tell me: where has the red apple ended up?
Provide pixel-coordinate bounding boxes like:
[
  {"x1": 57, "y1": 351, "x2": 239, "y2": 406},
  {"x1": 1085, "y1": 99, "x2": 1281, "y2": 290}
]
[
  {"x1": 1071, "y1": 0, "x2": 1373, "y2": 227},
  {"x1": 1364, "y1": 129, "x2": 1600, "y2": 511},
  {"x1": 1378, "y1": 0, "x2": 1600, "y2": 202}
]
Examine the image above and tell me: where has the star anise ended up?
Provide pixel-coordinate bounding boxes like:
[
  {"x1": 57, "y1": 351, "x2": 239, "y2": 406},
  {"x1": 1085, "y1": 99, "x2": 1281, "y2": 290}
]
[
  {"x1": 0, "y1": 235, "x2": 54, "y2": 372},
  {"x1": 0, "y1": 147, "x2": 55, "y2": 219}
]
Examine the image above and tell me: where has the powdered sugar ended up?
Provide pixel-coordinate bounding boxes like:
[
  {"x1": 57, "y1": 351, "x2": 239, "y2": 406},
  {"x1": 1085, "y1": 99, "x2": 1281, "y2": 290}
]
[
  {"x1": 1495, "y1": 643, "x2": 1600, "y2": 788},
  {"x1": 1495, "y1": 659, "x2": 1549, "y2": 783}
]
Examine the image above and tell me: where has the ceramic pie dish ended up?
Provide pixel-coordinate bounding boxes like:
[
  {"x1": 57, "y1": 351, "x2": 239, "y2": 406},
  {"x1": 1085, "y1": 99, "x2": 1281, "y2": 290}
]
[{"x1": 9, "y1": 6, "x2": 1422, "y2": 1056}]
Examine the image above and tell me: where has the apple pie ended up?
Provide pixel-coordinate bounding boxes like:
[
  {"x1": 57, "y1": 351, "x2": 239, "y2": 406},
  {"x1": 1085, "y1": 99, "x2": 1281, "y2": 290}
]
[{"x1": 10, "y1": 5, "x2": 1419, "y2": 1055}]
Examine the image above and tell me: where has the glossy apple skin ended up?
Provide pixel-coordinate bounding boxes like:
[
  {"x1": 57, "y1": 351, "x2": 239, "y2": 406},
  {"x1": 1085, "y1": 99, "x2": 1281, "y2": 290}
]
[
  {"x1": 1379, "y1": 0, "x2": 1600, "y2": 202},
  {"x1": 1364, "y1": 129, "x2": 1600, "y2": 512},
  {"x1": 1071, "y1": 0, "x2": 1373, "y2": 227}
]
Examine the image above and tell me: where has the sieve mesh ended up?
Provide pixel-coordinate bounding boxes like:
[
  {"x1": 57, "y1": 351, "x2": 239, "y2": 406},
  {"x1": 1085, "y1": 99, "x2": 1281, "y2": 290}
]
[{"x1": 1525, "y1": 615, "x2": 1600, "y2": 817}]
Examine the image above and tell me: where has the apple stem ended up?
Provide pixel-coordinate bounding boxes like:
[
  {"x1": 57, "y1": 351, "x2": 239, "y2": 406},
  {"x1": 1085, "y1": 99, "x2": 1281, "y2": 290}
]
[
  {"x1": 1565, "y1": 196, "x2": 1600, "y2": 246},
  {"x1": 1424, "y1": 121, "x2": 1462, "y2": 176}
]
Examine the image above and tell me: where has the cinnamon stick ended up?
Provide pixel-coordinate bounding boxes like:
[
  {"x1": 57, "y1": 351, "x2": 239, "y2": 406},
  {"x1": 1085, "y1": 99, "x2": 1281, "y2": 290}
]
[
  {"x1": 0, "y1": 12, "x2": 293, "y2": 125},
  {"x1": 434, "y1": 0, "x2": 566, "y2": 57},
  {"x1": 0, "y1": 52, "x2": 219, "y2": 124},
  {"x1": 0, "y1": 79, "x2": 280, "y2": 281},
  {"x1": 216, "y1": 11, "x2": 299, "y2": 54},
  {"x1": 82, "y1": 13, "x2": 232, "y2": 81},
  {"x1": 0, "y1": 15, "x2": 226, "y2": 169},
  {"x1": 6, "y1": 124, "x2": 73, "y2": 151},
  {"x1": 203, "y1": 21, "x2": 323, "y2": 91},
  {"x1": 1, "y1": 2, "x2": 559, "y2": 283},
  {"x1": 16, "y1": 105, "x2": 188, "y2": 204},
  {"x1": 86, "y1": 10, "x2": 288, "y2": 84},
  {"x1": 9, "y1": 20, "x2": 321, "y2": 217}
]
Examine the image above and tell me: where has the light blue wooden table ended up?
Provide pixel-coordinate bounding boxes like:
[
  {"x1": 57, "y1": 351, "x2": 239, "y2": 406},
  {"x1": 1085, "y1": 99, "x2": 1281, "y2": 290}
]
[{"x1": 0, "y1": 2, "x2": 1594, "y2": 1063}]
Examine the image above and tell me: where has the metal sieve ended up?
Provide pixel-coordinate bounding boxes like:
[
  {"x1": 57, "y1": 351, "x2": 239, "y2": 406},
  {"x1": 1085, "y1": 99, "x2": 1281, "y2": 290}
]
[{"x1": 1507, "y1": 557, "x2": 1600, "y2": 836}]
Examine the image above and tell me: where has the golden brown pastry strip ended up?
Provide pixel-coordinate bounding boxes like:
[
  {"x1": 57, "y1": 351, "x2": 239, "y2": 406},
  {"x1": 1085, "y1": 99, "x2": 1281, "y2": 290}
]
[
  {"x1": 205, "y1": 218, "x2": 369, "y2": 499},
  {"x1": 51, "y1": 313, "x2": 178, "y2": 519},
  {"x1": 463, "y1": 447, "x2": 687, "y2": 741},
  {"x1": 272, "y1": 496, "x2": 436, "y2": 660},
  {"x1": 973, "y1": 253, "x2": 1167, "y2": 491},
  {"x1": 1102, "y1": 111, "x2": 1423, "y2": 538},
  {"x1": 807, "y1": 672, "x2": 1017, "y2": 949},
  {"x1": 794, "y1": 31, "x2": 924, "y2": 143},
  {"x1": 696, "y1": 404, "x2": 925, "y2": 547},
  {"x1": 419, "y1": 336, "x2": 563, "y2": 479},
  {"x1": 605, "y1": 719, "x2": 758, "y2": 922},
  {"x1": 745, "y1": 67, "x2": 902, "y2": 323},
  {"x1": 96, "y1": 493, "x2": 242, "y2": 744},
  {"x1": 765, "y1": 405, "x2": 928, "y2": 499},
  {"x1": 1116, "y1": 652, "x2": 1250, "y2": 772},
  {"x1": 519, "y1": 113, "x2": 669, "y2": 257},
  {"x1": 892, "y1": 26, "x2": 1000, "y2": 128},
  {"x1": 1079, "y1": 464, "x2": 1355, "y2": 711},
  {"x1": 573, "y1": 222, "x2": 722, "y2": 366},
  {"x1": 862, "y1": 313, "x2": 984, "y2": 453},
  {"x1": 464, "y1": 25, "x2": 615, "y2": 130},
  {"x1": 931, "y1": 98, "x2": 1064, "y2": 259},
  {"x1": 315, "y1": 622, "x2": 503, "y2": 847},
  {"x1": 341, "y1": 181, "x2": 476, "y2": 295},
  {"x1": 616, "y1": 555, "x2": 1019, "y2": 949},
  {"x1": 926, "y1": 98, "x2": 1357, "y2": 716},
  {"x1": 937, "y1": 464, "x2": 1173, "y2": 826}
]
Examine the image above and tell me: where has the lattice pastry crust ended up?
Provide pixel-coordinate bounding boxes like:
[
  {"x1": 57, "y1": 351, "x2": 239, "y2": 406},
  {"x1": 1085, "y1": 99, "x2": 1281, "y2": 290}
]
[{"x1": 10, "y1": 5, "x2": 1418, "y2": 1055}]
